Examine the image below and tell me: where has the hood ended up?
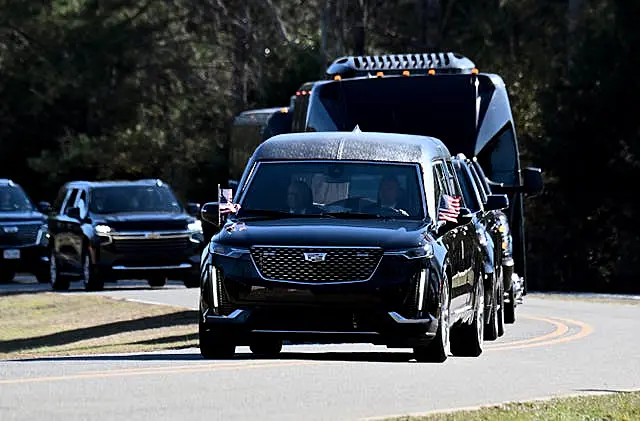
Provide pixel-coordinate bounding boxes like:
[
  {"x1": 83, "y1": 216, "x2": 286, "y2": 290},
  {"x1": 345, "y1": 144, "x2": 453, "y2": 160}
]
[
  {"x1": 99, "y1": 213, "x2": 191, "y2": 231},
  {"x1": 0, "y1": 210, "x2": 45, "y2": 223},
  {"x1": 215, "y1": 218, "x2": 433, "y2": 250}
]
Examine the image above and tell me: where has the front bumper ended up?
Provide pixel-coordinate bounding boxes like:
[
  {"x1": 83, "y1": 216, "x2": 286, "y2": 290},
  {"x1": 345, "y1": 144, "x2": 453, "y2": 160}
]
[
  {"x1": 0, "y1": 244, "x2": 49, "y2": 274},
  {"x1": 201, "y1": 308, "x2": 437, "y2": 347}
]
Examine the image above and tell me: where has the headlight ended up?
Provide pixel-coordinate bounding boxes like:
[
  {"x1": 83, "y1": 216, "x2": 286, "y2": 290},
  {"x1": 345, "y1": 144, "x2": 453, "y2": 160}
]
[
  {"x1": 386, "y1": 244, "x2": 434, "y2": 259},
  {"x1": 37, "y1": 224, "x2": 49, "y2": 245},
  {"x1": 476, "y1": 228, "x2": 488, "y2": 247},
  {"x1": 188, "y1": 220, "x2": 203, "y2": 233},
  {"x1": 95, "y1": 224, "x2": 111, "y2": 234},
  {"x1": 210, "y1": 242, "x2": 249, "y2": 258}
]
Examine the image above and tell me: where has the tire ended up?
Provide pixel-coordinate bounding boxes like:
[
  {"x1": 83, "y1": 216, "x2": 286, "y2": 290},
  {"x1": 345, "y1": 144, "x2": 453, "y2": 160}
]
[
  {"x1": 35, "y1": 268, "x2": 50, "y2": 284},
  {"x1": 183, "y1": 274, "x2": 200, "y2": 288},
  {"x1": 250, "y1": 338, "x2": 283, "y2": 357},
  {"x1": 414, "y1": 271, "x2": 450, "y2": 363},
  {"x1": 504, "y1": 286, "x2": 516, "y2": 324},
  {"x1": 147, "y1": 276, "x2": 167, "y2": 288},
  {"x1": 484, "y1": 272, "x2": 502, "y2": 341},
  {"x1": 50, "y1": 252, "x2": 70, "y2": 291},
  {"x1": 0, "y1": 269, "x2": 15, "y2": 283},
  {"x1": 82, "y1": 251, "x2": 104, "y2": 291},
  {"x1": 199, "y1": 322, "x2": 236, "y2": 359},
  {"x1": 450, "y1": 276, "x2": 484, "y2": 357}
]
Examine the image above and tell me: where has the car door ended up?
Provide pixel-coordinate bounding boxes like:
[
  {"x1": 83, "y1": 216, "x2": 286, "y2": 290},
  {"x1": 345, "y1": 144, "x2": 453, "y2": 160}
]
[
  {"x1": 67, "y1": 188, "x2": 89, "y2": 271},
  {"x1": 432, "y1": 161, "x2": 468, "y2": 313},
  {"x1": 443, "y1": 160, "x2": 477, "y2": 308},
  {"x1": 468, "y1": 163, "x2": 502, "y2": 270},
  {"x1": 53, "y1": 187, "x2": 80, "y2": 273}
]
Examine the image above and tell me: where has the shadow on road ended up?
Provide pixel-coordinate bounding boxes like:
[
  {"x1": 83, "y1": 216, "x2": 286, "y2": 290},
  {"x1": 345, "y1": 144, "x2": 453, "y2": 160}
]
[
  {"x1": 14, "y1": 349, "x2": 420, "y2": 364},
  {"x1": 0, "y1": 311, "x2": 196, "y2": 355}
]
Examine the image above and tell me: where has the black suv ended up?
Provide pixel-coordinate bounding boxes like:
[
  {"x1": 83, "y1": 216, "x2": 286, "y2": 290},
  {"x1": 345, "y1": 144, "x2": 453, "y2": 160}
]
[
  {"x1": 0, "y1": 179, "x2": 51, "y2": 283},
  {"x1": 48, "y1": 179, "x2": 204, "y2": 291},
  {"x1": 452, "y1": 155, "x2": 510, "y2": 340},
  {"x1": 199, "y1": 131, "x2": 486, "y2": 362}
]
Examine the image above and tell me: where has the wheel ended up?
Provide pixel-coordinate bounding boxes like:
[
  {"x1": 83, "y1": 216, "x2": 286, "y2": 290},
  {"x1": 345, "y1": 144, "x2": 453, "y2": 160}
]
[
  {"x1": 484, "y1": 272, "x2": 500, "y2": 341},
  {"x1": 182, "y1": 274, "x2": 200, "y2": 288},
  {"x1": 504, "y1": 286, "x2": 516, "y2": 324},
  {"x1": 497, "y1": 280, "x2": 505, "y2": 337},
  {"x1": 82, "y1": 251, "x2": 104, "y2": 291},
  {"x1": 250, "y1": 338, "x2": 283, "y2": 357},
  {"x1": 450, "y1": 276, "x2": 484, "y2": 357},
  {"x1": 199, "y1": 322, "x2": 236, "y2": 359},
  {"x1": 414, "y1": 272, "x2": 450, "y2": 363},
  {"x1": 50, "y1": 252, "x2": 70, "y2": 291},
  {"x1": 35, "y1": 268, "x2": 50, "y2": 284},
  {"x1": 147, "y1": 276, "x2": 167, "y2": 288},
  {"x1": 0, "y1": 268, "x2": 15, "y2": 283}
]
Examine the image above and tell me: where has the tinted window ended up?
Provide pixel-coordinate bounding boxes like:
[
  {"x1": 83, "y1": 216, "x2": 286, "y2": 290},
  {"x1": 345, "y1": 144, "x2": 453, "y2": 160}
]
[
  {"x1": 468, "y1": 164, "x2": 488, "y2": 203},
  {"x1": 0, "y1": 185, "x2": 34, "y2": 212},
  {"x1": 240, "y1": 162, "x2": 426, "y2": 219},
  {"x1": 477, "y1": 126, "x2": 519, "y2": 186},
  {"x1": 63, "y1": 189, "x2": 79, "y2": 214},
  {"x1": 453, "y1": 163, "x2": 481, "y2": 212},
  {"x1": 89, "y1": 186, "x2": 182, "y2": 214},
  {"x1": 311, "y1": 76, "x2": 478, "y2": 155}
]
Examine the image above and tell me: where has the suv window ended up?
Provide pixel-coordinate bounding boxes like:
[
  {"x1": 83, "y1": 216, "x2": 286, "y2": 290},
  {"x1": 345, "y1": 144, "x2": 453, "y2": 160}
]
[
  {"x1": 0, "y1": 184, "x2": 34, "y2": 212},
  {"x1": 62, "y1": 189, "x2": 79, "y2": 215},
  {"x1": 468, "y1": 164, "x2": 488, "y2": 203},
  {"x1": 453, "y1": 163, "x2": 481, "y2": 212},
  {"x1": 89, "y1": 185, "x2": 182, "y2": 214}
]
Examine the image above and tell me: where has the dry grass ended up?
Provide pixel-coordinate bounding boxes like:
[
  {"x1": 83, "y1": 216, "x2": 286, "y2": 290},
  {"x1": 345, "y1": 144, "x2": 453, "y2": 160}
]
[{"x1": 0, "y1": 292, "x2": 197, "y2": 359}]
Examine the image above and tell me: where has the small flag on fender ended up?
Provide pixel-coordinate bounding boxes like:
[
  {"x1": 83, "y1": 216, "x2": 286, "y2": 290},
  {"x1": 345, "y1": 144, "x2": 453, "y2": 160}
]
[{"x1": 438, "y1": 194, "x2": 461, "y2": 223}]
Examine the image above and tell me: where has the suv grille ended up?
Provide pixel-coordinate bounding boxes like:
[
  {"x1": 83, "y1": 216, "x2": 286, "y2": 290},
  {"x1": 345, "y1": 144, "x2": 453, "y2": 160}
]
[
  {"x1": 111, "y1": 237, "x2": 190, "y2": 253},
  {"x1": 0, "y1": 223, "x2": 40, "y2": 246},
  {"x1": 250, "y1": 247, "x2": 383, "y2": 284}
]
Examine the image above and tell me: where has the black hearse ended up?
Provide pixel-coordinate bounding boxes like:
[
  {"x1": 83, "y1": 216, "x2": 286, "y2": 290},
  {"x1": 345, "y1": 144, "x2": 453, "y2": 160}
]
[
  {"x1": 48, "y1": 179, "x2": 204, "y2": 291},
  {"x1": 291, "y1": 52, "x2": 543, "y2": 292},
  {"x1": 199, "y1": 131, "x2": 486, "y2": 362}
]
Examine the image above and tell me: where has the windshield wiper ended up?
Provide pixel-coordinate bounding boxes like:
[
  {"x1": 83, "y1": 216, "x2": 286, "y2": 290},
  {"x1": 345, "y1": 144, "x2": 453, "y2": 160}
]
[{"x1": 236, "y1": 209, "x2": 333, "y2": 220}]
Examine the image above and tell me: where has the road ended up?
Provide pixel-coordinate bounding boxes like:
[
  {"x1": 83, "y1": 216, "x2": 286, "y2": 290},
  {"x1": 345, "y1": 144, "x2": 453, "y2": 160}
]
[{"x1": 1, "y1": 277, "x2": 639, "y2": 421}]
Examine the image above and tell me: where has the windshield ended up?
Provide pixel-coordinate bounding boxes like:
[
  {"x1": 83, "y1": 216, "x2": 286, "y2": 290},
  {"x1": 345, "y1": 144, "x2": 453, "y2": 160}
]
[
  {"x1": 0, "y1": 185, "x2": 34, "y2": 212},
  {"x1": 89, "y1": 185, "x2": 183, "y2": 214},
  {"x1": 238, "y1": 161, "x2": 426, "y2": 220},
  {"x1": 310, "y1": 76, "x2": 478, "y2": 156}
]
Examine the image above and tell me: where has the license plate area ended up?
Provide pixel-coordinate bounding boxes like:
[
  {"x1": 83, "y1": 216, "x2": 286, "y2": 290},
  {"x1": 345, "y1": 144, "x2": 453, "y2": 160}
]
[{"x1": 3, "y1": 249, "x2": 20, "y2": 260}]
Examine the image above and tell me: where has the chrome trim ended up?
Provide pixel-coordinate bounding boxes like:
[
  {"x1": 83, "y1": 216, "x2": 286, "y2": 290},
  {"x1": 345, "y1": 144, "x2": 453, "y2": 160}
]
[
  {"x1": 108, "y1": 230, "x2": 191, "y2": 240},
  {"x1": 111, "y1": 263, "x2": 192, "y2": 270},
  {"x1": 249, "y1": 245, "x2": 384, "y2": 285}
]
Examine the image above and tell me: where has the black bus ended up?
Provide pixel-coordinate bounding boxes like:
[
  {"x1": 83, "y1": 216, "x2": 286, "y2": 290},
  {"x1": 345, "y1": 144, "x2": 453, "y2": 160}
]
[{"x1": 289, "y1": 52, "x2": 542, "y2": 292}]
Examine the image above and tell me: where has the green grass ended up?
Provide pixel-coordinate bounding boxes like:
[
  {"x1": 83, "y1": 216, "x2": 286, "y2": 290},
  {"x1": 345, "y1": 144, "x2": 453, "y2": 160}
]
[
  {"x1": 0, "y1": 292, "x2": 197, "y2": 359},
  {"x1": 385, "y1": 392, "x2": 640, "y2": 421},
  {"x1": 530, "y1": 292, "x2": 640, "y2": 306}
]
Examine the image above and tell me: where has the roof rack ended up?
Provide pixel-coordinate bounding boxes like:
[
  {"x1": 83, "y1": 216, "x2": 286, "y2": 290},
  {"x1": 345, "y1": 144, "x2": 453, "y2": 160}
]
[{"x1": 326, "y1": 52, "x2": 476, "y2": 78}]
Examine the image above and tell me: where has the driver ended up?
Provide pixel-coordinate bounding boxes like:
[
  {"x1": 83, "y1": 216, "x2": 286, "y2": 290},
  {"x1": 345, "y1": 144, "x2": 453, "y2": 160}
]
[
  {"x1": 370, "y1": 176, "x2": 409, "y2": 216},
  {"x1": 287, "y1": 180, "x2": 319, "y2": 214}
]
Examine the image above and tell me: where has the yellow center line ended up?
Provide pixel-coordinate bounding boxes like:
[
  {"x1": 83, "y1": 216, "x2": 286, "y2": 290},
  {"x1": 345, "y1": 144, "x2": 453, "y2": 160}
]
[
  {"x1": 0, "y1": 360, "x2": 319, "y2": 385},
  {"x1": 486, "y1": 315, "x2": 569, "y2": 349},
  {"x1": 488, "y1": 316, "x2": 594, "y2": 351}
]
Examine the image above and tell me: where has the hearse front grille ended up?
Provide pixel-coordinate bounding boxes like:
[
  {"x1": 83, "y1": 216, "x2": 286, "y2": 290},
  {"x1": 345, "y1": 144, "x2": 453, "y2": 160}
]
[{"x1": 250, "y1": 246, "x2": 383, "y2": 284}]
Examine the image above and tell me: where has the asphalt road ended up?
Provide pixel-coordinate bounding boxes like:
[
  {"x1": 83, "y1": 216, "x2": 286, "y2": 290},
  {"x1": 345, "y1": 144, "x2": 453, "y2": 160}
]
[{"x1": 1, "y1": 276, "x2": 639, "y2": 421}]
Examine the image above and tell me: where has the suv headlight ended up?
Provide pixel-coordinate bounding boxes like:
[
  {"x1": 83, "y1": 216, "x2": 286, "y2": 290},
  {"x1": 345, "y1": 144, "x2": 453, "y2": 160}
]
[
  {"x1": 188, "y1": 220, "x2": 203, "y2": 233},
  {"x1": 37, "y1": 223, "x2": 50, "y2": 246},
  {"x1": 210, "y1": 242, "x2": 249, "y2": 258},
  {"x1": 386, "y1": 244, "x2": 434, "y2": 259},
  {"x1": 95, "y1": 224, "x2": 111, "y2": 234}
]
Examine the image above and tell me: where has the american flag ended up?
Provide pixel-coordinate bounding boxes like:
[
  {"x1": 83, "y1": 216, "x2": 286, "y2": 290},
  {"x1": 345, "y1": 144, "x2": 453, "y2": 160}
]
[
  {"x1": 219, "y1": 189, "x2": 240, "y2": 215},
  {"x1": 438, "y1": 194, "x2": 461, "y2": 223}
]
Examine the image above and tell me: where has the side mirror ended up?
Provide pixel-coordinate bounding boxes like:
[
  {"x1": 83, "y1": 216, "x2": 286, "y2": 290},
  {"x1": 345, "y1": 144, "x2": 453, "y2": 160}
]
[
  {"x1": 458, "y1": 207, "x2": 473, "y2": 224},
  {"x1": 66, "y1": 207, "x2": 81, "y2": 220},
  {"x1": 186, "y1": 202, "x2": 201, "y2": 217},
  {"x1": 201, "y1": 202, "x2": 220, "y2": 227},
  {"x1": 485, "y1": 194, "x2": 509, "y2": 211},
  {"x1": 522, "y1": 167, "x2": 543, "y2": 196},
  {"x1": 38, "y1": 201, "x2": 52, "y2": 214}
]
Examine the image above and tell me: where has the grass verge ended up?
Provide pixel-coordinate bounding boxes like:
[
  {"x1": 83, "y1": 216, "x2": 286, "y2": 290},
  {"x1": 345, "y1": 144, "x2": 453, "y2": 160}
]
[
  {"x1": 530, "y1": 292, "x2": 640, "y2": 306},
  {"x1": 384, "y1": 392, "x2": 640, "y2": 421},
  {"x1": 0, "y1": 292, "x2": 197, "y2": 359}
]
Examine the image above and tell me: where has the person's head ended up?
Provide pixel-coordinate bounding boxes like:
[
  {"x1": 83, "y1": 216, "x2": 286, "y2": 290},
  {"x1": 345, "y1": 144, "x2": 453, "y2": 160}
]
[
  {"x1": 378, "y1": 176, "x2": 400, "y2": 207},
  {"x1": 287, "y1": 180, "x2": 313, "y2": 211}
]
